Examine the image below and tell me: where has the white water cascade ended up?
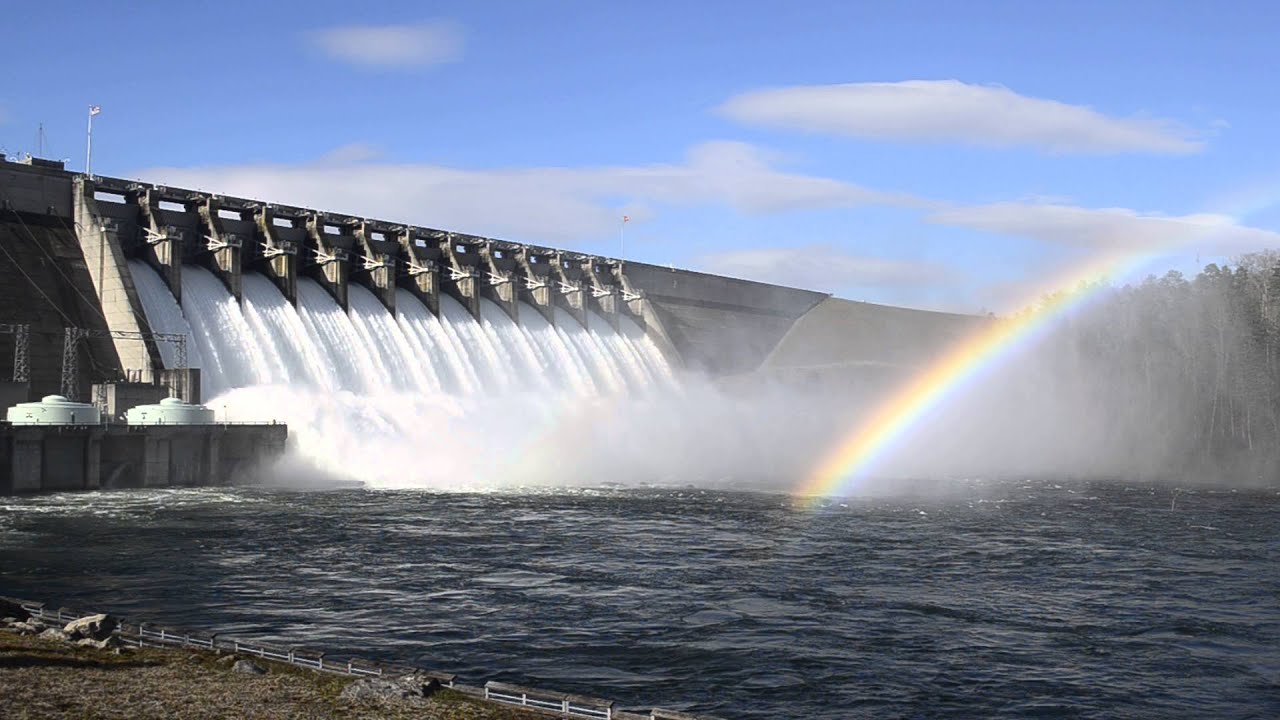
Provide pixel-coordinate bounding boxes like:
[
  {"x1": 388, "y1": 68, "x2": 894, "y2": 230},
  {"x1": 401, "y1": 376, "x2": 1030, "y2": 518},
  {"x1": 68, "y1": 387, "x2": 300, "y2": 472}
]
[{"x1": 128, "y1": 261, "x2": 673, "y2": 488}]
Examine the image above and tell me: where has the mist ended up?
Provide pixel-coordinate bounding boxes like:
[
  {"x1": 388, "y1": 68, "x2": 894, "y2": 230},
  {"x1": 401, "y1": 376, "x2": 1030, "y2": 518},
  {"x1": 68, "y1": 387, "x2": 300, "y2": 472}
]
[{"x1": 133, "y1": 250, "x2": 1280, "y2": 496}]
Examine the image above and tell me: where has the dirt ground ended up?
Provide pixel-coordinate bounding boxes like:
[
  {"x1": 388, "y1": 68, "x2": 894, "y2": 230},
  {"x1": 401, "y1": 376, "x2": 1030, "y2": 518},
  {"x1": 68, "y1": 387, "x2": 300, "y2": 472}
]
[{"x1": 0, "y1": 631, "x2": 538, "y2": 720}]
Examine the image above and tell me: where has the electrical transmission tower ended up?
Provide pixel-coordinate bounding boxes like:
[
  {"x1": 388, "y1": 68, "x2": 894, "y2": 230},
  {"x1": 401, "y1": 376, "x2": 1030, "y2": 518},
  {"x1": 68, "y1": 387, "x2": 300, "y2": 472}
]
[
  {"x1": 60, "y1": 327, "x2": 188, "y2": 399},
  {"x1": 0, "y1": 323, "x2": 30, "y2": 382}
]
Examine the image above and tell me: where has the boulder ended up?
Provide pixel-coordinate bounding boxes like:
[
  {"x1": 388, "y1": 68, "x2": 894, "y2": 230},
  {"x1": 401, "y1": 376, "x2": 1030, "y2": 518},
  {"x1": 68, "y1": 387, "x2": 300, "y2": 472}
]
[
  {"x1": 39, "y1": 628, "x2": 70, "y2": 642},
  {"x1": 77, "y1": 636, "x2": 121, "y2": 650},
  {"x1": 216, "y1": 654, "x2": 238, "y2": 666},
  {"x1": 19, "y1": 617, "x2": 49, "y2": 632},
  {"x1": 340, "y1": 675, "x2": 438, "y2": 703},
  {"x1": 63, "y1": 614, "x2": 118, "y2": 642},
  {"x1": 232, "y1": 659, "x2": 267, "y2": 675}
]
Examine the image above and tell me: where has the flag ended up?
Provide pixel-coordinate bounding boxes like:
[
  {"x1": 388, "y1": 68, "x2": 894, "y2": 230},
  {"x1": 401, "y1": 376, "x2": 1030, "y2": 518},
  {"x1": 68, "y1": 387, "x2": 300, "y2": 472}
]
[
  {"x1": 622, "y1": 215, "x2": 630, "y2": 223},
  {"x1": 89, "y1": 105, "x2": 101, "y2": 116}
]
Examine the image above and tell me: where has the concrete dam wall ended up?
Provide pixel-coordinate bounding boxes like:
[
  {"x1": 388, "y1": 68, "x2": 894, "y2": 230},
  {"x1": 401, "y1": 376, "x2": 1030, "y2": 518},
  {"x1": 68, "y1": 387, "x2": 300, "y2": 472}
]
[{"x1": 0, "y1": 154, "x2": 976, "y2": 404}]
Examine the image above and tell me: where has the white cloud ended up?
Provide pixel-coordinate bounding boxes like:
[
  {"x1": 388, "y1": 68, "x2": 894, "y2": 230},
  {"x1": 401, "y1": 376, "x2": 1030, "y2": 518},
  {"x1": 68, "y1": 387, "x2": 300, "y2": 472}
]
[
  {"x1": 135, "y1": 141, "x2": 915, "y2": 246},
  {"x1": 928, "y1": 202, "x2": 1280, "y2": 254},
  {"x1": 308, "y1": 21, "x2": 463, "y2": 68},
  {"x1": 719, "y1": 80, "x2": 1201, "y2": 154},
  {"x1": 697, "y1": 244, "x2": 952, "y2": 292}
]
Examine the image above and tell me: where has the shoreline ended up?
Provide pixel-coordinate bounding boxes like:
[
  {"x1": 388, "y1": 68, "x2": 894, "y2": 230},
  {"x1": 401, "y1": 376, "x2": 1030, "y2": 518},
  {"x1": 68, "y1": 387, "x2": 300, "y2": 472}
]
[{"x1": 1, "y1": 597, "x2": 722, "y2": 720}]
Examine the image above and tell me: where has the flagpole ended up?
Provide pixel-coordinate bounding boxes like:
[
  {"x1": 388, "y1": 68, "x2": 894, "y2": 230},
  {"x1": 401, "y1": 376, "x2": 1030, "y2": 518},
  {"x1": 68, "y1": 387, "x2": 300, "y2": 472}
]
[{"x1": 85, "y1": 107, "x2": 94, "y2": 178}]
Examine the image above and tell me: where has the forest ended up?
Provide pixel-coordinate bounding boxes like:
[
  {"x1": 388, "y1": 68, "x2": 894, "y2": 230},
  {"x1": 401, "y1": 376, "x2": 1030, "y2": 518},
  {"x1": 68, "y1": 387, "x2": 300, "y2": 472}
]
[{"x1": 1040, "y1": 251, "x2": 1280, "y2": 484}]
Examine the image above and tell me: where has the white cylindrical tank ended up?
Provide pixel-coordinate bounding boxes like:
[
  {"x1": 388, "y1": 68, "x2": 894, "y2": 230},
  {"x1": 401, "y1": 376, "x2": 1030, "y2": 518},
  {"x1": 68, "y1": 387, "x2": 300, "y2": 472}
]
[
  {"x1": 5, "y1": 395, "x2": 102, "y2": 425},
  {"x1": 125, "y1": 396, "x2": 215, "y2": 425}
]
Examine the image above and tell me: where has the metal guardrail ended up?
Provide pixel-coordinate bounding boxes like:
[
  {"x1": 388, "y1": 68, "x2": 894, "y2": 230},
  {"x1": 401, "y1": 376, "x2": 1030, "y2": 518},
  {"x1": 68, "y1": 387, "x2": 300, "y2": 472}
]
[
  {"x1": 10, "y1": 598, "x2": 724, "y2": 720},
  {"x1": 484, "y1": 681, "x2": 615, "y2": 719}
]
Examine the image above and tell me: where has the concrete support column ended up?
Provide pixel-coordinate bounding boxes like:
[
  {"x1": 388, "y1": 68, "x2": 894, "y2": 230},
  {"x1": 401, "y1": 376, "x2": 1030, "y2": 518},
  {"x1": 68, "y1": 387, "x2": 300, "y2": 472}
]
[
  {"x1": 198, "y1": 198, "x2": 245, "y2": 301},
  {"x1": 354, "y1": 221, "x2": 400, "y2": 314},
  {"x1": 611, "y1": 262, "x2": 647, "y2": 328},
  {"x1": 206, "y1": 430, "x2": 221, "y2": 486},
  {"x1": 85, "y1": 428, "x2": 102, "y2": 491},
  {"x1": 400, "y1": 228, "x2": 441, "y2": 316},
  {"x1": 73, "y1": 179, "x2": 160, "y2": 383},
  {"x1": 135, "y1": 187, "x2": 187, "y2": 306},
  {"x1": 305, "y1": 214, "x2": 354, "y2": 311},
  {"x1": 480, "y1": 241, "x2": 520, "y2": 322},
  {"x1": 10, "y1": 430, "x2": 41, "y2": 493},
  {"x1": 552, "y1": 251, "x2": 588, "y2": 329},
  {"x1": 439, "y1": 233, "x2": 483, "y2": 320},
  {"x1": 142, "y1": 432, "x2": 171, "y2": 488},
  {"x1": 518, "y1": 248, "x2": 556, "y2": 324},
  {"x1": 253, "y1": 207, "x2": 300, "y2": 305},
  {"x1": 583, "y1": 257, "x2": 619, "y2": 330}
]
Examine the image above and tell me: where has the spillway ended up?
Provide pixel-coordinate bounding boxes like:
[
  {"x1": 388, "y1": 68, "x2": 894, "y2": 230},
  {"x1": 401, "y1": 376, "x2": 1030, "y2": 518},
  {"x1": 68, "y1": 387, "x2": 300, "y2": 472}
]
[{"x1": 128, "y1": 261, "x2": 671, "y2": 489}]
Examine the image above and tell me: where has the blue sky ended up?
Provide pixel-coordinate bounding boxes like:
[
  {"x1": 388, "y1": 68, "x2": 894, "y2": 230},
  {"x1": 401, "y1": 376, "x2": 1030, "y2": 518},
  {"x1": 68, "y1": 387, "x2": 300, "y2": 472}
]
[{"x1": 5, "y1": 1, "x2": 1280, "y2": 312}]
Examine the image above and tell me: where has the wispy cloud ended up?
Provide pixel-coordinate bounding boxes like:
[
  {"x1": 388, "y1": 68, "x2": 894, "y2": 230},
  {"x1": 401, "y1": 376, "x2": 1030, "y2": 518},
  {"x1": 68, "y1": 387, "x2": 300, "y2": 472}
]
[
  {"x1": 928, "y1": 202, "x2": 1280, "y2": 254},
  {"x1": 719, "y1": 80, "x2": 1202, "y2": 155},
  {"x1": 135, "y1": 141, "x2": 916, "y2": 245},
  {"x1": 133, "y1": 142, "x2": 1280, "y2": 310},
  {"x1": 308, "y1": 21, "x2": 463, "y2": 68},
  {"x1": 697, "y1": 244, "x2": 953, "y2": 292}
]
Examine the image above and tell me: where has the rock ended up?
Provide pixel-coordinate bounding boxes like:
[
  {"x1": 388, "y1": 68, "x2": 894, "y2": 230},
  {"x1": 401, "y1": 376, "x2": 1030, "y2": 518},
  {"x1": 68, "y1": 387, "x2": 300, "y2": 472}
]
[
  {"x1": 232, "y1": 659, "x2": 267, "y2": 675},
  {"x1": 216, "y1": 654, "x2": 238, "y2": 666},
  {"x1": 10, "y1": 621, "x2": 39, "y2": 635},
  {"x1": 63, "y1": 614, "x2": 118, "y2": 642},
  {"x1": 39, "y1": 628, "x2": 71, "y2": 642},
  {"x1": 340, "y1": 675, "x2": 438, "y2": 703},
  {"x1": 81, "y1": 636, "x2": 121, "y2": 650}
]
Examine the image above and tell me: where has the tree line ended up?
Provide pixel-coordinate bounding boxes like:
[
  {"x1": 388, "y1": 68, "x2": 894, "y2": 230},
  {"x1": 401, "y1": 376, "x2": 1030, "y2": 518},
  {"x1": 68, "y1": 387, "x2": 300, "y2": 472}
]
[{"x1": 1036, "y1": 251, "x2": 1280, "y2": 484}]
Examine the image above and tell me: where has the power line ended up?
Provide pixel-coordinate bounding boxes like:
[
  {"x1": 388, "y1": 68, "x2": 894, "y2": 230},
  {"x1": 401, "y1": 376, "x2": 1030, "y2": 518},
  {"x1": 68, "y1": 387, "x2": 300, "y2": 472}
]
[
  {"x1": 0, "y1": 225, "x2": 76, "y2": 326},
  {"x1": 0, "y1": 188, "x2": 108, "y2": 322}
]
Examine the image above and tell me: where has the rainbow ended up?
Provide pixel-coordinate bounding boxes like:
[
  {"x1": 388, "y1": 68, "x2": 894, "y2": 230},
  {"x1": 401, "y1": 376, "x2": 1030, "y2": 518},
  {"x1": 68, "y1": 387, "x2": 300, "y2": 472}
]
[{"x1": 796, "y1": 250, "x2": 1155, "y2": 500}]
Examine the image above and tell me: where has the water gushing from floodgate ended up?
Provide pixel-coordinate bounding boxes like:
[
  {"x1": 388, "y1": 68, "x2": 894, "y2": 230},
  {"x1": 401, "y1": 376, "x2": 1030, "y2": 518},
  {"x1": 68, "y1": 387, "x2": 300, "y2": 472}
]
[{"x1": 129, "y1": 261, "x2": 672, "y2": 489}]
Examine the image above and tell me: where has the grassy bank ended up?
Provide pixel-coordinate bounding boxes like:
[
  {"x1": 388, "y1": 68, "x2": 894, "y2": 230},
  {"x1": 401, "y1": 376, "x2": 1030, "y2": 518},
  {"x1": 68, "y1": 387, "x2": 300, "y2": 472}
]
[{"x1": 0, "y1": 630, "x2": 536, "y2": 720}]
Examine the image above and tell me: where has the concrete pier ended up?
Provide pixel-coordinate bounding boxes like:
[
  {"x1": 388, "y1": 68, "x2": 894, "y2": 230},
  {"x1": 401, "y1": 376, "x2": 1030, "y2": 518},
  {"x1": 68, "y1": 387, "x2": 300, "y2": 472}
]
[
  {"x1": 552, "y1": 251, "x2": 589, "y2": 329},
  {"x1": 583, "y1": 258, "x2": 620, "y2": 330},
  {"x1": 480, "y1": 240, "x2": 521, "y2": 322},
  {"x1": 304, "y1": 212, "x2": 356, "y2": 310},
  {"x1": 517, "y1": 247, "x2": 557, "y2": 324},
  {"x1": 197, "y1": 196, "x2": 249, "y2": 301},
  {"x1": 398, "y1": 227, "x2": 442, "y2": 316},
  {"x1": 439, "y1": 232, "x2": 484, "y2": 320},
  {"x1": 353, "y1": 220, "x2": 401, "y2": 313},
  {"x1": 252, "y1": 205, "x2": 301, "y2": 304}
]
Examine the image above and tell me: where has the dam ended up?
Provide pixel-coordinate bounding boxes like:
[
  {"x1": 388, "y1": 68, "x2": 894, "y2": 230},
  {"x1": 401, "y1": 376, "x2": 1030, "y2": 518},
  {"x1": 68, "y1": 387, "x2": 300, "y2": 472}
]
[{"x1": 0, "y1": 153, "x2": 976, "y2": 492}]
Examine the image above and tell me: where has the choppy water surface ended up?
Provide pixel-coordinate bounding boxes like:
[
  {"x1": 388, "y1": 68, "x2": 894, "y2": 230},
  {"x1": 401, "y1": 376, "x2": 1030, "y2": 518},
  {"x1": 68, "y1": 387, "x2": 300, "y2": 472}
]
[{"x1": 1, "y1": 480, "x2": 1278, "y2": 718}]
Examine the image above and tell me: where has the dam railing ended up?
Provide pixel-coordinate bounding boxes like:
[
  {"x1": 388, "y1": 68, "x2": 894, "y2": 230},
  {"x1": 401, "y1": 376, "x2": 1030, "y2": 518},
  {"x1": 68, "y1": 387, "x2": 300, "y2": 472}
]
[{"x1": 11, "y1": 598, "x2": 726, "y2": 720}]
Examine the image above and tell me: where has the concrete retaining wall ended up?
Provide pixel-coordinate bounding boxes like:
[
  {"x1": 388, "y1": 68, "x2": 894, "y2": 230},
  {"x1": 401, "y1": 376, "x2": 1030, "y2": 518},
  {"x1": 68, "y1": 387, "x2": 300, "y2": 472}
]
[{"x1": 1, "y1": 422, "x2": 287, "y2": 495}]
